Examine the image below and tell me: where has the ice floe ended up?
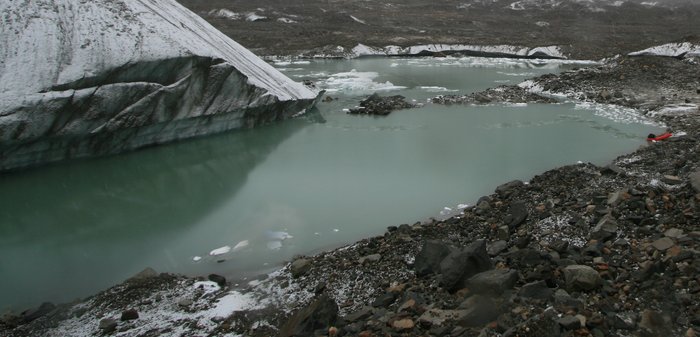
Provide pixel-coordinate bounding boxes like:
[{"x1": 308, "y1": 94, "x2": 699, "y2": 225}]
[
  {"x1": 209, "y1": 246, "x2": 232, "y2": 256},
  {"x1": 321, "y1": 70, "x2": 406, "y2": 93}
]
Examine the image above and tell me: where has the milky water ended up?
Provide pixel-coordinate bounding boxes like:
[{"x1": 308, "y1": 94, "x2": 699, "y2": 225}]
[{"x1": 0, "y1": 57, "x2": 662, "y2": 311}]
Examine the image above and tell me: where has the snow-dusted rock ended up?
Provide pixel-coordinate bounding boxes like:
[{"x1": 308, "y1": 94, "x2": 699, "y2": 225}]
[
  {"x1": 0, "y1": 0, "x2": 320, "y2": 171},
  {"x1": 628, "y1": 42, "x2": 700, "y2": 58},
  {"x1": 349, "y1": 43, "x2": 566, "y2": 59}
]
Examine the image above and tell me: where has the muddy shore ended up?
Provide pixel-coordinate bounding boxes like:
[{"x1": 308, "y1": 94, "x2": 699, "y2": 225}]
[{"x1": 2, "y1": 54, "x2": 700, "y2": 337}]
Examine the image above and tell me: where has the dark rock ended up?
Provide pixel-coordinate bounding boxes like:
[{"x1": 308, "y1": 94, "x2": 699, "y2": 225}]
[
  {"x1": 129, "y1": 267, "x2": 158, "y2": 280},
  {"x1": 495, "y1": 180, "x2": 524, "y2": 198},
  {"x1": 611, "y1": 312, "x2": 636, "y2": 330},
  {"x1": 690, "y1": 170, "x2": 700, "y2": 192},
  {"x1": 466, "y1": 269, "x2": 518, "y2": 295},
  {"x1": 372, "y1": 292, "x2": 398, "y2": 307},
  {"x1": 505, "y1": 201, "x2": 528, "y2": 229},
  {"x1": 99, "y1": 318, "x2": 118, "y2": 333},
  {"x1": 291, "y1": 258, "x2": 312, "y2": 278},
  {"x1": 553, "y1": 289, "x2": 584, "y2": 311},
  {"x1": 518, "y1": 280, "x2": 554, "y2": 300},
  {"x1": 440, "y1": 240, "x2": 492, "y2": 291},
  {"x1": 414, "y1": 240, "x2": 451, "y2": 277},
  {"x1": 178, "y1": 299, "x2": 193, "y2": 307},
  {"x1": 639, "y1": 309, "x2": 672, "y2": 336},
  {"x1": 563, "y1": 265, "x2": 602, "y2": 291},
  {"x1": 558, "y1": 315, "x2": 581, "y2": 329},
  {"x1": 348, "y1": 93, "x2": 416, "y2": 116},
  {"x1": 208, "y1": 274, "x2": 226, "y2": 287},
  {"x1": 20, "y1": 302, "x2": 56, "y2": 323},
  {"x1": 651, "y1": 237, "x2": 674, "y2": 251},
  {"x1": 345, "y1": 306, "x2": 373, "y2": 322},
  {"x1": 487, "y1": 240, "x2": 508, "y2": 256},
  {"x1": 359, "y1": 254, "x2": 381, "y2": 264},
  {"x1": 120, "y1": 309, "x2": 139, "y2": 321},
  {"x1": 458, "y1": 295, "x2": 499, "y2": 327},
  {"x1": 661, "y1": 175, "x2": 683, "y2": 185},
  {"x1": 279, "y1": 294, "x2": 339, "y2": 337},
  {"x1": 510, "y1": 248, "x2": 542, "y2": 266},
  {"x1": 591, "y1": 215, "x2": 618, "y2": 241}
]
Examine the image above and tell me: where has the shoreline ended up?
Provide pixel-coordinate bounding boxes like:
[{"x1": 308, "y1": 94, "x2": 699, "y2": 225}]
[{"x1": 2, "y1": 54, "x2": 699, "y2": 337}]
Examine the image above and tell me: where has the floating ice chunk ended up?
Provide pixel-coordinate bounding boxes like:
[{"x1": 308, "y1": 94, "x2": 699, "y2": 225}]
[
  {"x1": 457, "y1": 204, "x2": 469, "y2": 209},
  {"x1": 577, "y1": 161, "x2": 584, "y2": 164},
  {"x1": 349, "y1": 15, "x2": 366, "y2": 24},
  {"x1": 209, "y1": 246, "x2": 232, "y2": 256},
  {"x1": 233, "y1": 240, "x2": 249, "y2": 252},
  {"x1": 267, "y1": 241, "x2": 283, "y2": 250},
  {"x1": 314, "y1": 232, "x2": 321, "y2": 236},
  {"x1": 266, "y1": 230, "x2": 293, "y2": 240},
  {"x1": 321, "y1": 69, "x2": 406, "y2": 93},
  {"x1": 193, "y1": 256, "x2": 202, "y2": 261},
  {"x1": 194, "y1": 281, "x2": 221, "y2": 294},
  {"x1": 420, "y1": 86, "x2": 459, "y2": 92},
  {"x1": 333, "y1": 229, "x2": 340, "y2": 232}
]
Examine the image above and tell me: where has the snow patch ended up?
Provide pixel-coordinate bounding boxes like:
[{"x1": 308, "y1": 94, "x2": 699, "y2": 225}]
[
  {"x1": 277, "y1": 17, "x2": 297, "y2": 24},
  {"x1": 628, "y1": 42, "x2": 700, "y2": 58},
  {"x1": 648, "y1": 104, "x2": 699, "y2": 117},
  {"x1": 208, "y1": 9, "x2": 241, "y2": 20},
  {"x1": 246, "y1": 12, "x2": 268, "y2": 21}
]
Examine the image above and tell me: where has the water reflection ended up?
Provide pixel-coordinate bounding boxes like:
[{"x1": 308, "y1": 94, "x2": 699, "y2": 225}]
[{"x1": 0, "y1": 113, "x2": 315, "y2": 311}]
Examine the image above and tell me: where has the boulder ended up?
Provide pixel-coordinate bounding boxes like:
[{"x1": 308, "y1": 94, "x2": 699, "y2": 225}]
[
  {"x1": 690, "y1": 170, "x2": 700, "y2": 192},
  {"x1": 458, "y1": 295, "x2": 500, "y2": 327},
  {"x1": 359, "y1": 254, "x2": 381, "y2": 264},
  {"x1": 558, "y1": 315, "x2": 581, "y2": 329},
  {"x1": 98, "y1": 318, "x2": 118, "y2": 333},
  {"x1": 651, "y1": 237, "x2": 674, "y2": 251},
  {"x1": 129, "y1": 267, "x2": 158, "y2": 280},
  {"x1": 591, "y1": 215, "x2": 618, "y2": 242},
  {"x1": 487, "y1": 240, "x2": 508, "y2": 256},
  {"x1": 120, "y1": 309, "x2": 139, "y2": 321},
  {"x1": 563, "y1": 265, "x2": 602, "y2": 291},
  {"x1": 414, "y1": 240, "x2": 451, "y2": 277},
  {"x1": 440, "y1": 240, "x2": 492, "y2": 291},
  {"x1": 466, "y1": 269, "x2": 518, "y2": 295},
  {"x1": 20, "y1": 302, "x2": 56, "y2": 323},
  {"x1": 519, "y1": 280, "x2": 554, "y2": 300},
  {"x1": 495, "y1": 180, "x2": 524, "y2": 198},
  {"x1": 291, "y1": 258, "x2": 312, "y2": 278},
  {"x1": 0, "y1": 0, "x2": 320, "y2": 171},
  {"x1": 279, "y1": 294, "x2": 339, "y2": 337},
  {"x1": 505, "y1": 201, "x2": 528, "y2": 229},
  {"x1": 208, "y1": 274, "x2": 226, "y2": 287}
]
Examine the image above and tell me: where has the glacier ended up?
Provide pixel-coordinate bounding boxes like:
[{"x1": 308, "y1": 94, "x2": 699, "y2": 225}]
[
  {"x1": 349, "y1": 44, "x2": 567, "y2": 59},
  {"x1": 0, "y1": 0, "x2": 320, "y2": 171}
]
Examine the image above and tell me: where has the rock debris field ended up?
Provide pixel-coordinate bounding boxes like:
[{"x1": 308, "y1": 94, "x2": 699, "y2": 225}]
[{"x1": 3, "y1": 55, "x2": 700, "y2": 337}]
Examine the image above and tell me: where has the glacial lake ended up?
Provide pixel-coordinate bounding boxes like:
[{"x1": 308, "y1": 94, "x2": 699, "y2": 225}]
[{"x1": 0, "y1": 57, "x2": 662, "y2": 311}]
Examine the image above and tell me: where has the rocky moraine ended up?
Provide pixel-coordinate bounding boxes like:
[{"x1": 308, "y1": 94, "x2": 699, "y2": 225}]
[{"x1": 2, "y1": 50, "x2": 700, "y2": 337}]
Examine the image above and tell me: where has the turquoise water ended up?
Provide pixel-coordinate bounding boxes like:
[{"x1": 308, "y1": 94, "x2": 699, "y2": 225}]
[{"x1": 0, "y1": 57, "x2": 661, "y2": 311}]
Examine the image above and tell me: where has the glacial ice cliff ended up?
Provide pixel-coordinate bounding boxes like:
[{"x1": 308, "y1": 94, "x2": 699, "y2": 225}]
[{"x1": 0, "y1": 0, "x2": 320, "y2": 171}]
